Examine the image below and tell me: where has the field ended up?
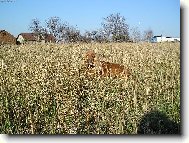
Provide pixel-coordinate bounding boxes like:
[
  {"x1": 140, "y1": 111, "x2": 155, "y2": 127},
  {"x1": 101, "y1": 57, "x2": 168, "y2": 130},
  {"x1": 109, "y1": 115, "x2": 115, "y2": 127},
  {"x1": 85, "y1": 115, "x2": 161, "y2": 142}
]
[{"x1": 0, "y1": 42, "x2": 180, "y2": 134}]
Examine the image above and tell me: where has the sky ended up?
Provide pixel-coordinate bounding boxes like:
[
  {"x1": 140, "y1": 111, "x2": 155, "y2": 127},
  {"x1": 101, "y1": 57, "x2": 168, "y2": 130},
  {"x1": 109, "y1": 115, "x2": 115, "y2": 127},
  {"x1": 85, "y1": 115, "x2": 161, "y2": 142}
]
[{"x1": 0, "y1": 0, "x2": 180, "y2": 37}]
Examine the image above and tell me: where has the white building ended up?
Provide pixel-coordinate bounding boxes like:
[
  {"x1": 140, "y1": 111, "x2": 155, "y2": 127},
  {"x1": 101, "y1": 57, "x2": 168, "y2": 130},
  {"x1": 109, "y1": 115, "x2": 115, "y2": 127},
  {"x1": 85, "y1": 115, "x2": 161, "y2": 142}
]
[{"x1": 150, "y1": 35, "x2": 180, "y2": 43}]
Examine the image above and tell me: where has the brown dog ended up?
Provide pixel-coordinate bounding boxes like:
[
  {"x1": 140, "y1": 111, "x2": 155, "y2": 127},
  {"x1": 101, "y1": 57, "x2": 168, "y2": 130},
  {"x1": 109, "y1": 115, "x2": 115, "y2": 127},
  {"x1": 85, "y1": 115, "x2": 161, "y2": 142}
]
[
  {"x1": 84, "y1": 50, "x2": 131, "y2": 79},
  {"x1": 94, "y1": 60, "x2": 131, "y2": 79},
  {"x1": 84, "y1": 49, "x2": 96, "y2": 68}
]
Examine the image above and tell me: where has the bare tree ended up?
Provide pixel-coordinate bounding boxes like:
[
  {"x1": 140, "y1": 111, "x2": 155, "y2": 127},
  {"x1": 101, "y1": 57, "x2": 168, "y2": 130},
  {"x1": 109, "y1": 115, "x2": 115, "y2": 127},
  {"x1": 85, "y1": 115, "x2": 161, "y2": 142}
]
[
  {"x1": 82, "y1": 31, "x2": 93, "y2": 43},
  {"x1": 92, "y1": 29, "x2": 108, "y2": 43},
  {"x1": 29, "y1": 18, "x2": 42, "y2": 34},
  {"x1": 143, "y1": 29, "x2": 153, "y2": 42},
  {"x1": 102, "y1": 13, "x2": 130, "y2": 42},
  {"x1": 81, "y1": 29, "x2": 108, "y2": 43},
  {"x1": 64, "y1": 26, "x2": 81, "y2": 43},
  {"x1": 29, "y1": 14, "x2": 132, "y2": 43},
  {"x1": 46, "y1": 17, "x2": 82, "y2": 43},
  {"x1": 46, "y1": 16, "x2": 63, "y2": 42},
  {"x1": 130, "y1": 26, "x2": 141, "y2": 42},
  {"x1": 29, "y1": 18, "x2": 48, "y2": 41}
]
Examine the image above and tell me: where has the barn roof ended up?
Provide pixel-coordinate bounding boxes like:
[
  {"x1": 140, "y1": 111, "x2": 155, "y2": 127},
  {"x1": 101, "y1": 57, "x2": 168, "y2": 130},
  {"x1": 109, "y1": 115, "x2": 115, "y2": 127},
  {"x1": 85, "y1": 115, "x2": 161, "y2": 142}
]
[
  {"x1": 19, "y1": 33, "x2": 37, "y2": 41},
  {"x1": 18, "y1": 33, "x2": 56, "y2": 42}
]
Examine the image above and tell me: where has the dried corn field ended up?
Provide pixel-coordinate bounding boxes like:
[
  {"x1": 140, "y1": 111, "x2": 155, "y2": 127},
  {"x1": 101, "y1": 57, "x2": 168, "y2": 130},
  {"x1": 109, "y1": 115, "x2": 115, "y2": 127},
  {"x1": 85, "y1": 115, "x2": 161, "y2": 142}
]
[{"x1": 0, "y1": 42, "x2": 180, "y2": 134}]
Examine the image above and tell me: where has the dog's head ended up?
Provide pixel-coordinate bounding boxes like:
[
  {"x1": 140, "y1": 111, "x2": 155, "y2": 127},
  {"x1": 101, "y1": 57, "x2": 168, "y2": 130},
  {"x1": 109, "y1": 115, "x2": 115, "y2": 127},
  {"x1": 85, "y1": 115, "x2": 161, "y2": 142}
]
[{"x1": 84, "y1": 50, "x2": 96, "y2": 68}]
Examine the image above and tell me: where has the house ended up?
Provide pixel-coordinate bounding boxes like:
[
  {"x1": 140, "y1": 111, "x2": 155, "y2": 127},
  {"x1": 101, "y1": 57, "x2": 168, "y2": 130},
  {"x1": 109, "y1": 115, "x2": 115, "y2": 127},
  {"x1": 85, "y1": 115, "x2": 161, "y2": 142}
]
[
  {"x1": 150, "y1": 35, "x2": 180, "y2": 43},
  {"x1": 0, "y1": 30, "x2": 16, "y2": 45},
  {"x1": 16, "y1": 33, "x2": 56, "y2": 44}
]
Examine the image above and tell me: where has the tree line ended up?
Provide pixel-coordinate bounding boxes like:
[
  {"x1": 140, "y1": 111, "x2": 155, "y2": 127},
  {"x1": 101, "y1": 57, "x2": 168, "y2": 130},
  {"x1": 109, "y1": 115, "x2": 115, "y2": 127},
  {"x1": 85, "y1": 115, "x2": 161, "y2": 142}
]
[{"x1": 29, "y1": 13, "x2": 153, "y2": 43}]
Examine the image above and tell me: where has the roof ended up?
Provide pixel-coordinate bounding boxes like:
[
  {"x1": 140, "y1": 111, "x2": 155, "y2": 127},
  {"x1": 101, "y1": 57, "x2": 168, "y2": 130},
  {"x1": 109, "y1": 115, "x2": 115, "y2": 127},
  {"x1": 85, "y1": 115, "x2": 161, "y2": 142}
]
[
  {"x1": 19, "y1": 33, "x2": 38, "y2": 41},
  {"x1": 0, "y1": 30, "x2": 16, "y2": 44},
  {"x1": 18, "y1": 33, "x2": 56, "y2": 42}
]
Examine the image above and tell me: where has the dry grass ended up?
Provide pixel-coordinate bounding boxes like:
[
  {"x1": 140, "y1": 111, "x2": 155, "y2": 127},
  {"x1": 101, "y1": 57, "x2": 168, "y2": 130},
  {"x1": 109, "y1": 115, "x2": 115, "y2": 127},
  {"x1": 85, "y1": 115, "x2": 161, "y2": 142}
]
[{"x1": 0, "y1": 42, "x2": 180, "y2": 134}]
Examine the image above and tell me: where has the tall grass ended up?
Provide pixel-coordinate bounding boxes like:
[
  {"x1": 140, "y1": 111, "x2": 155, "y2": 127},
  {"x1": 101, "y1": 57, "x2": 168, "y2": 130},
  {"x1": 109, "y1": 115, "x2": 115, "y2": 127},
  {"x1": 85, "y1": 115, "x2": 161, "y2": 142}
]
[{"x1": 0, "y1": 42, "x2": 180, "y2": 134}]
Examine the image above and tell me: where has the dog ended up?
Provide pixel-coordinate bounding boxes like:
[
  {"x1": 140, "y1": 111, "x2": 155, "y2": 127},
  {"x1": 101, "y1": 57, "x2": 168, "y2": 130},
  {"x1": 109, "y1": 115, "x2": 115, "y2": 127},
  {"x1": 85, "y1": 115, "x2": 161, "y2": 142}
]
[
  {"x1": 84, "y1": 49, "x2": 96, "y2": 68},
  {"x1": 84, "y1": 50, "x2": 131, "y2": 79},
  {"x1": 79, "y1": 50, "x2": 97, "y2": 78}
]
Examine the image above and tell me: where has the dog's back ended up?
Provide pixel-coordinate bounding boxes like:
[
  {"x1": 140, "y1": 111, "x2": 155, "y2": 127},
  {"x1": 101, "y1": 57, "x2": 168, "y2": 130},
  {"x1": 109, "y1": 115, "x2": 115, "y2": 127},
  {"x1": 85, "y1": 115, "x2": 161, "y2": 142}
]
[{"x1": 99, "y1": 61, "x2": 131, "y2": 78}]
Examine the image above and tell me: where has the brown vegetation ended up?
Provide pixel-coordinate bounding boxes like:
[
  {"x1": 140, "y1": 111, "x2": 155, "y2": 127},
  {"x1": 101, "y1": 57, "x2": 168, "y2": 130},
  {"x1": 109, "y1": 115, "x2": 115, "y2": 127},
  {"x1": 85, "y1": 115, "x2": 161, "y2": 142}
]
[{"x1": 0, "y1": 42, "x2": 180, "y2": 134}]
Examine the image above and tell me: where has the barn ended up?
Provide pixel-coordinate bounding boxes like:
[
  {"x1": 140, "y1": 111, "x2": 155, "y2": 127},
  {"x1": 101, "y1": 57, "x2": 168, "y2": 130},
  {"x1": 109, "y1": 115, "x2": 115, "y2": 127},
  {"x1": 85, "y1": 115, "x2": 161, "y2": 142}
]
[
  {"x1": 0, "y1": 30, "x2": 16, "y2": 45},
  {"x1": 16, "y1": 33, "x2": 56, "y2": 44},
  {"x1": 150, "y1": 35, "x2": 180, "y2": 43}
]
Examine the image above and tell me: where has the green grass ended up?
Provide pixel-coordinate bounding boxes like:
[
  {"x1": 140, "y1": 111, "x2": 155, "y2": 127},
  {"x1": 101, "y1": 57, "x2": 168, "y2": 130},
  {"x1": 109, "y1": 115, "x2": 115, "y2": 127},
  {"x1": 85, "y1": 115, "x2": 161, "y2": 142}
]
[{"x1": 0, "y1": 42, "x2": 180, "y2": 134}]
